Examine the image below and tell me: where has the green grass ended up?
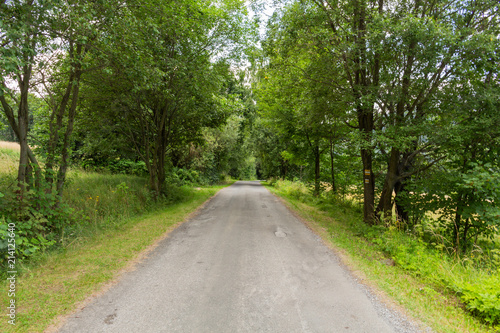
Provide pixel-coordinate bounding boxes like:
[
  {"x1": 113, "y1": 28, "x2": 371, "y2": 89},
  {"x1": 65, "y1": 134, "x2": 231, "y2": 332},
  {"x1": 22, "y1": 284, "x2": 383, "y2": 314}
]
[
  {"x1": 0, "y1": 183, "x2": 229, "y2": 333},
  {"x1": 0, "y1": 142, "x2": 18, "y2": 176},
  {"x1": 265, "y1": 179, "x2": 499, "y2": 333}
]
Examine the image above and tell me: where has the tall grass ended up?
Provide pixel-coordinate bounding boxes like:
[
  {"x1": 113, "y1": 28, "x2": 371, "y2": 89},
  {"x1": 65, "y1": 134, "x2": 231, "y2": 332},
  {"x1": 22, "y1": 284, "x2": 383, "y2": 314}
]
[
  {"x1": 0, "y1": 183, "x2": 226, "y2": 333},
  {"x1": 0, "y1": 143, "x2": 202, "y2": 267},
  {"x1": 59, "y1": 169, "x2": 197, "y2": 245},
  {"x1": 0, "y1": 142, "x2": 18, "y2": 176},
  {"x1": 0, "y1": 141, "x2": 20, "y2": 152}
]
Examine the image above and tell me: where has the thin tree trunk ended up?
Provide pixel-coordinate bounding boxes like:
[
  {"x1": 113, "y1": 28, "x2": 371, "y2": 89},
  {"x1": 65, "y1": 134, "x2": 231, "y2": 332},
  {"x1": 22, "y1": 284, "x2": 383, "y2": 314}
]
[
  {"x1": 394, "y1": 179, "x2": 409, "y2": 225},
  {"x1": 376, "y1": 147, "x2": 400, "y2": 219},
  {"x1": 46, "y1": 41, "x2": 79, "y2": 185},
  {"x1": 314, "y1": 144, "x2": 320, "y2": 196},
  {"x1": 453, "y1": 195, "x2": 463, "y2": 252},
  {"x1": 17, "y1": 64, "x2": 32, "y2": 195},
  {"x1": 1, "y1": 95, "x2": 41, "y2": 186},
  {"x1": 361, "y1": 147, "x2": 375, "y2": 224},
  {"x1": 329, "y1": 136, "x2": 336, "y2": 193},
  {"x1": 56, "y1": 64, "x2": 83, "y2": 198}
]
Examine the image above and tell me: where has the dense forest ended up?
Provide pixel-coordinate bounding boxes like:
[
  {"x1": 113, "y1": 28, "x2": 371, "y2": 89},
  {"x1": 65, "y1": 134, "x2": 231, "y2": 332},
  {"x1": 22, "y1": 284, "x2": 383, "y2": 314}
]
[{"x1": 1, "y1": 0, "x2": 500, "y2": 329}]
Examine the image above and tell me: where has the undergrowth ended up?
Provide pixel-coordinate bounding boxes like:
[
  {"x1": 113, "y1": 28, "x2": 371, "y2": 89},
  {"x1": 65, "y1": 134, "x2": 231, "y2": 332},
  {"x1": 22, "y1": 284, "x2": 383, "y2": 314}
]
[{"x1": 0, "y1": 168, "x2": 198, "y2": 275}]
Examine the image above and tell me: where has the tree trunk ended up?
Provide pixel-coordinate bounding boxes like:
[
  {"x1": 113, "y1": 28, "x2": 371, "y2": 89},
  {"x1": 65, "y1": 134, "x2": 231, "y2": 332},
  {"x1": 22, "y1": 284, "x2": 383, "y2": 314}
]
[
  {"x1": 151, "y1": 147, "x2": 160, "y2": 199},
  {"x1": 361, "y1": 147, "x2": 375, "y2": 224},
  {"x1": 394, "y1": 179, "x2": 409, "y2": 225},
  {"x1": 314, "y1": 144, "x2": 320, "y2": 196},
  {"x1": 156, "y1": 124, "x2": 167, "y2": 197},
  {"x1": 1, "y1": 94, "x2": 41, "y2": 186},
  {"x1": 17, "y1": 64, "x2": 32, "y2": 195},
  {"x1": 354, "y1": 0, "x2": 377, "y2": 225},
  {"x1": 462, "y1": 218, "x2": 470, "y2": 253},
  {"x1": 56, "y1": 66, "x2": 83, "y2": 198},
  {"x1": 453, "y1": 193, "x2": 463, "y2": 252},
  {"x1": 329, "y1": 135, "x2": 336, "y2": 193},
  {"x1": 376, "y1": 147, "x2": 400, "y2": 219}
]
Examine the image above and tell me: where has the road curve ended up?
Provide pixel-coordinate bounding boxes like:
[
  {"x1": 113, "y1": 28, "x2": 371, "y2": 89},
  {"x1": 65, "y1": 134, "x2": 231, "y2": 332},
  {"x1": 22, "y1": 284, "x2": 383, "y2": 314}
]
[{"x1": 57, "y1": 181, "x2": 421, "y2": 333}]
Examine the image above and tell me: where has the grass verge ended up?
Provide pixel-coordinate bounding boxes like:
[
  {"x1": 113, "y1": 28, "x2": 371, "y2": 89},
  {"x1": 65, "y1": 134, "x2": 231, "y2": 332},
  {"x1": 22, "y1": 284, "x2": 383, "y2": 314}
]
[
  {"x1": 0, "y1": 183, "x2": 230, "y2": 333},
  {"x1": 264, "y1": 180, "x2": 498, "y2": 333}
]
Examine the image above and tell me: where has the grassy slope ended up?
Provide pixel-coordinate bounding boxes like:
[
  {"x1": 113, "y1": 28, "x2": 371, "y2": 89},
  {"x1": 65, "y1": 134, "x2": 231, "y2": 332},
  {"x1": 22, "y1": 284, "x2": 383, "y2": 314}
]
[
  {"x1": 0, "y1": 142, "x2": 18, "y2": 176},
  {"x1": 0, "y1": 142, "x2": 231, "y2": 332},
  {"x1": 264, "y1": 180, "x2": 497, "y2": 333}
]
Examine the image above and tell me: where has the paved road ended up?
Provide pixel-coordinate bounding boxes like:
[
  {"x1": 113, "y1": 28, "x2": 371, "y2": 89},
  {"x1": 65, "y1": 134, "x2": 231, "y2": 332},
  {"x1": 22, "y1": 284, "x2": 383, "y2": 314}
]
[{"x1": 58, "y1": 181, "x2": 420, "y2": 333}]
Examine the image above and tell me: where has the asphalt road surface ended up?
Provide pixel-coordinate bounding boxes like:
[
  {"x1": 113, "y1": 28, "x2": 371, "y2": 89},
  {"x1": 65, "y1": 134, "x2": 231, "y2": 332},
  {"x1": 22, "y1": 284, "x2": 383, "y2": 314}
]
[{"x1": 57, "y1": 181, "x2": 422, "y2": 333}]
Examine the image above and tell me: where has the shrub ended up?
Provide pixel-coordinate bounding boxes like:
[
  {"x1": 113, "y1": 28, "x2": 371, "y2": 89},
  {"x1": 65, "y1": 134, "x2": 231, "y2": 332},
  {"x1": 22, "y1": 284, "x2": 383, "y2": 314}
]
[
  {"x1": 273, "y1": 179, "x2": 309, "y2": 201},
  {"x1": 0, "y1": 217, "x2": 56, "y2": 262},
  {"x1": 0, "y1": 183, "x2": 73, "y2": 264},
  {"x1": 108, "y1": 159, "x2": 147, "y2": 176},
  {"x1": 452, "y1": 275, "x2": 500, "y2": 326},
  {"x1": 166, "y1": 168, "x2": 206, "y2": 186}
]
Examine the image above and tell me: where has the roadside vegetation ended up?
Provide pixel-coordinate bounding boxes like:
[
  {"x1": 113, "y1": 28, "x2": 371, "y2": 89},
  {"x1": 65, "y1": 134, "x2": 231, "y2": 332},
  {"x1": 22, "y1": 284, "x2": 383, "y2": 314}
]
[
  {"x1": 1, "y1": 1, "x2": 253, "y2": 330},
  {"x1": 267, "y1": 179, "x2": 499, "y2": 332}
]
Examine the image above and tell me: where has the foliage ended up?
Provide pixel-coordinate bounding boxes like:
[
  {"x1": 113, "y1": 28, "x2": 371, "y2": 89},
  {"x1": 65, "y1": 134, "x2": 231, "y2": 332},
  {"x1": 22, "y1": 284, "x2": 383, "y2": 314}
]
[
  {"x1": 397, "y1": 163, "x2": 500, "y2": 252},
  {"x1": 167, "y1": 168, "x2": 203, "y2": 186},
  {"x1": 0, "y1": 181, "x2": 74, "y2": 263},
  {"x1": 185, "y1": 113, "x2": 257, "y2": 182},
  {"x1": 453, "y1": 275, "x2": 500, "y2": 326},
  {"x1": 80, "y1": 158, "x2": 147, "y2": 176},
  {"x1": 378, "y1": 227, "x2": 500, "y2": 327},
  {"x1": 0, "y1": 217, "x2": 56, "y2": 262},
  {"x1": 70, "y1": 0, "x2": 251, "y2": 198},
  {"x1": 255, "y1": 0, "x2": 500, "y2": 226},
  {"x1": 459, "y1": 165, "x2": 500, "y2": 242}
]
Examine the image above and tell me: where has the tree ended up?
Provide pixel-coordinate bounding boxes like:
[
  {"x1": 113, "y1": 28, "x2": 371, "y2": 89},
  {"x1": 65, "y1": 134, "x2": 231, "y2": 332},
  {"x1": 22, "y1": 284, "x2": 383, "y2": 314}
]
[
  {"x1": 261, "y1": 0, "x2": 500, "y2": 226},
  {"x1": 0, "y1": 0, "x2": 53, "y2": 193},
  {"x1": 75, "y1": 0, "x2": 250, "y2": 198},
  {"x1": 256, "y1": 3, "x2": 351, "y2": 193}
]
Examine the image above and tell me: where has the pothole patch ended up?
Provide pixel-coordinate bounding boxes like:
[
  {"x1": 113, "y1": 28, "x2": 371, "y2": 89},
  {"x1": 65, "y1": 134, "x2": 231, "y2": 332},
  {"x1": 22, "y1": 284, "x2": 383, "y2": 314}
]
[
  {"x1": 104, "y1": 312, "x2": 117, "y2": 325},
  {"x1": 274, "y1": 227, "x2": 287, "y2": 238}
]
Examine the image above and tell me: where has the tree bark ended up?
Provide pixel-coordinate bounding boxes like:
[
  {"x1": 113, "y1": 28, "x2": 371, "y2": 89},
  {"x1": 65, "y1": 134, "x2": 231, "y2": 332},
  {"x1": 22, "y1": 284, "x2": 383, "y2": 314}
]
[
  {"x1": 376, "y1": 147, "x2": 400, "y2": 219},
  {"x1": 1, "y1": 94, "x2": 41, "y2": 186},
  {"x1": 314, "y1": 144, "x2": 320, "y2": 196},
  {"x1": 329, "y1": 135, "x2": 336, "y2": 193},
  {"x1": 56, "y1": 61, "x2": 83, "y2": 198},
  {"x1": 16, "y1": 63, "x2": 32, "y2": 195}
]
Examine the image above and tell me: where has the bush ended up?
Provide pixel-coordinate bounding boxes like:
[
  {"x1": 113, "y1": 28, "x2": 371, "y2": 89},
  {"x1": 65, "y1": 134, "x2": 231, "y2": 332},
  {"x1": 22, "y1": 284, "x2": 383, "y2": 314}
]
[
  {"x1": 0, "y1": 183, "x2": 73, "y2": 264},
  {"x1": 108, "y1": 159, "x2": 147, "y2": 176},
  {"x1": 368, "y1": 226, "x2": 500, "y2": 327},
  {"x1": 167, "y1": 168, "x2": 207, "y2": 186},
  {"x1": 452, "y1": 275, "x2": 500, "y2": 326},
  {"x1": 0, "y1": 217, "x2": 56, "y2": 262},
  {"x1": 80, "y1": 157, "x2": 147, "y2": 176}
]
